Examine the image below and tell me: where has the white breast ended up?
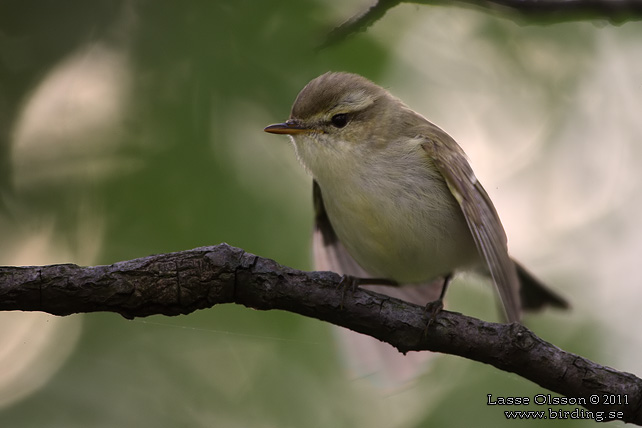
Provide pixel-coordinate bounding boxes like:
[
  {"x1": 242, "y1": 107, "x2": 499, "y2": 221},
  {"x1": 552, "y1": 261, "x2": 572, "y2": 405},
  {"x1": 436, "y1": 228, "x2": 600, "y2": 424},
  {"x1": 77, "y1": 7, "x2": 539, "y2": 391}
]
[{"x1": 298, "y1": 135, "x2": 479, "y2": 283}]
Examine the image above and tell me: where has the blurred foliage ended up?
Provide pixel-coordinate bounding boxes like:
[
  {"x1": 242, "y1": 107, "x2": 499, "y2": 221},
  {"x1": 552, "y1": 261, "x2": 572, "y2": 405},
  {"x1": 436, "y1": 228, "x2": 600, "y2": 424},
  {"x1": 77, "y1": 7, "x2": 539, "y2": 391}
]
[{"x1": 0, "y1": 0, "x2": 639, "y2": 427}]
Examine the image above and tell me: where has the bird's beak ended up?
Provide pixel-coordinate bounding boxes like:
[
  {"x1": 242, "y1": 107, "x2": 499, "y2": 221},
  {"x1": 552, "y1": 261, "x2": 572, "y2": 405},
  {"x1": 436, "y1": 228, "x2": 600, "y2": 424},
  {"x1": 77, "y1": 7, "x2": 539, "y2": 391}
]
[{"x1": 264, "y1": 120, "x2": 314, "y2": 135}]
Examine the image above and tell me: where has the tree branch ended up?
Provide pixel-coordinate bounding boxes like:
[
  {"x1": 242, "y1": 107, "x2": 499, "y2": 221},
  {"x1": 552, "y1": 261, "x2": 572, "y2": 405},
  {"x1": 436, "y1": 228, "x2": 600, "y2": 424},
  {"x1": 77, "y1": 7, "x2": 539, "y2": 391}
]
[
  {"x1": 1, "y1": 243, "x2": 641, "y2": 423},
  {"x1": 320, "y1": 0, "x2": 642, "y2": 48}
]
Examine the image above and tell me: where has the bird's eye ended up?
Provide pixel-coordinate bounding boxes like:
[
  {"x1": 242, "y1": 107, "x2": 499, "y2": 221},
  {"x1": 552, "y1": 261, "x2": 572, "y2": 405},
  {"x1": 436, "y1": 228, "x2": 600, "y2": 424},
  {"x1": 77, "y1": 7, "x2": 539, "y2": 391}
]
[{"x1": 330, "y1": 113, "x2": 348, "y2": 128}]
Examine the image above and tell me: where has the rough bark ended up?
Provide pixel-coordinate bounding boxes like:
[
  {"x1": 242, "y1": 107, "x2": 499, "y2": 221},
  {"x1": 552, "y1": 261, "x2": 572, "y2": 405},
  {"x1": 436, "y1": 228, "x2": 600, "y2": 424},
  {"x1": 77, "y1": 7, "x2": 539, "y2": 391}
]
[{"x1": 1, "y1": 243, "x2": 641, "y2": 424}]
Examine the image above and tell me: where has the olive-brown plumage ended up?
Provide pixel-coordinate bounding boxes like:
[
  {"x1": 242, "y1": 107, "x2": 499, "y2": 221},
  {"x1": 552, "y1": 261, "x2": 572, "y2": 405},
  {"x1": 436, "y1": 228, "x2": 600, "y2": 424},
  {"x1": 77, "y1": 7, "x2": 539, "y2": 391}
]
[{"x1": 265, "y1": 72, "x2": 568, "y2": 322}]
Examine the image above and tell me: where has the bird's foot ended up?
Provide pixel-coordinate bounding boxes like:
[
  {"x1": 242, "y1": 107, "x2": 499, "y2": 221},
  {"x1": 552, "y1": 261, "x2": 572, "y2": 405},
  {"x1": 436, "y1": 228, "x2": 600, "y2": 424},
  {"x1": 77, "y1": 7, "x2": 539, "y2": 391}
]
[
  {"x1": 337, "y1": 276, "x2": 397, "y2": 309},
  {"x1": 423, "y1": 298, "x2": 444, "y2": 336}
]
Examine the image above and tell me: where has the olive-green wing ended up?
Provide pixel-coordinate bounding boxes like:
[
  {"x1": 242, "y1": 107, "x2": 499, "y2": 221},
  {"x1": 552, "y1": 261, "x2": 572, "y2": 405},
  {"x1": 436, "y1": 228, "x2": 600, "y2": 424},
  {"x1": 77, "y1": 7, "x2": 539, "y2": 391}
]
[{"x1": 421, "y1": 135, "x2": 521, "y2": 322}]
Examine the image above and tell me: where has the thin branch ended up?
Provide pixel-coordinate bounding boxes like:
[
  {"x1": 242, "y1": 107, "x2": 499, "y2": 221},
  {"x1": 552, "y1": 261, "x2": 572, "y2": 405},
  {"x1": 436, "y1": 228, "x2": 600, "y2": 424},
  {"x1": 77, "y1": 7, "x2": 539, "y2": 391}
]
[
  {"x1": 1, "y1": 243, "x2": 641, "y2": 424},
  {"x1": 320, "y1": 0, "x2": 642, "y2": 48}
]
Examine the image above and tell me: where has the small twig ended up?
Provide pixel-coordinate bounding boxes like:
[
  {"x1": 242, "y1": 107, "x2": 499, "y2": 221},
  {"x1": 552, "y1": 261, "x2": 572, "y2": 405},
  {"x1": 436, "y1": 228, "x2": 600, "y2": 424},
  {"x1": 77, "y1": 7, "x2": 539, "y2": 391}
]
[{"x1": 320, "y1": 0, "x2": 642, "y2": 48}]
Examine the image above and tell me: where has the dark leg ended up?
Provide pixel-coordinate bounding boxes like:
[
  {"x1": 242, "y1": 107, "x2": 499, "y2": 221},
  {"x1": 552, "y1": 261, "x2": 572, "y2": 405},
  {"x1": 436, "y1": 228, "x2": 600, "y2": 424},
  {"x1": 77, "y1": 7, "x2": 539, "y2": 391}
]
[
  {"x1": 337, "y1": 275, "x2": 398, "y2": 308},
  {"x1": 424, "y1": 274, "x2": 453, "y2": 333}
]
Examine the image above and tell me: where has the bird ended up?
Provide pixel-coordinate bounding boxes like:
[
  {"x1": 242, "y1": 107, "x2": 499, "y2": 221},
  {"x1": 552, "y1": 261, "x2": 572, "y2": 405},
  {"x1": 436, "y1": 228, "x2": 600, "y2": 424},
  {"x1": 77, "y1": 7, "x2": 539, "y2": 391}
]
[{"x1": 265, "y1": 71, "x2": 568, "y2": 323}]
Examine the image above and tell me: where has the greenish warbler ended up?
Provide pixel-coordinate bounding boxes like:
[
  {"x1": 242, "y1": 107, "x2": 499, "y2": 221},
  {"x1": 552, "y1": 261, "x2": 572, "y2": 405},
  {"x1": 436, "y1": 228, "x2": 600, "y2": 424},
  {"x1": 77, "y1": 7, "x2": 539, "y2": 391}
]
[{"x1": 265, "y1": 72, "x2": 567, "y2": 323}]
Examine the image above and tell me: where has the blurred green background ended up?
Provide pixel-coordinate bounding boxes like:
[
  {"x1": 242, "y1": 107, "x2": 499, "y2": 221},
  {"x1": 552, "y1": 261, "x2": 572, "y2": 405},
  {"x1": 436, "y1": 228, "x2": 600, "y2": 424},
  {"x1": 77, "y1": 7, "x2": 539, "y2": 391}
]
[{"x1": 1, "y1": 1, "x2": 641, "y2": 426}]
